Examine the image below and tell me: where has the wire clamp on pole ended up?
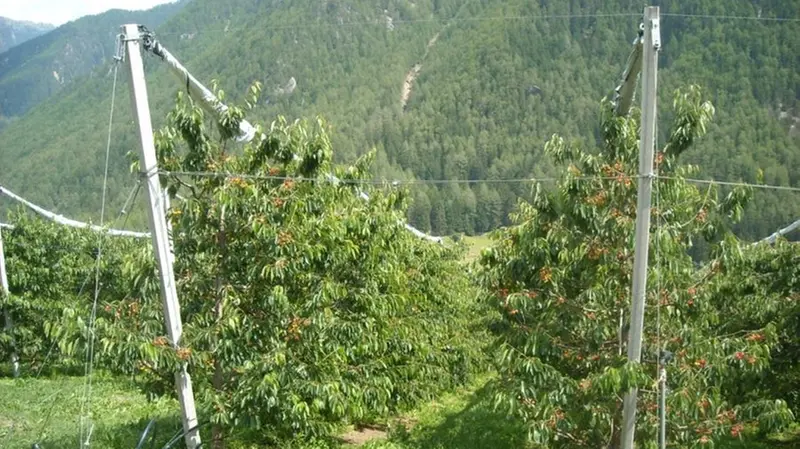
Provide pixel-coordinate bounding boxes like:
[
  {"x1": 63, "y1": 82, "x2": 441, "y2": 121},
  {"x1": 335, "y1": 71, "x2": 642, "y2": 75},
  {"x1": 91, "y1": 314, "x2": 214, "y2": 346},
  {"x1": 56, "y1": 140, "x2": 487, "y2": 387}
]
[
  {"x1": 651, "y1": 17, "x2": 661, "y2": 50},
  {"x1": 139, "y1": 165, "x2": 160, "y2": 179},
  {"x1": 113, "y1": 34, "x2": 126, "y2": 62}
]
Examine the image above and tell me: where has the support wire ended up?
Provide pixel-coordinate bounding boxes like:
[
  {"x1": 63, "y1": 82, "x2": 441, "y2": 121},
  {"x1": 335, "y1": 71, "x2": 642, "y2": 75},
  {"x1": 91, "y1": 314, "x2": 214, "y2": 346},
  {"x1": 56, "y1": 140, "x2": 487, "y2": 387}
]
[{"x1": 79, "y1": 40, "x2": 122, "y2": 447}]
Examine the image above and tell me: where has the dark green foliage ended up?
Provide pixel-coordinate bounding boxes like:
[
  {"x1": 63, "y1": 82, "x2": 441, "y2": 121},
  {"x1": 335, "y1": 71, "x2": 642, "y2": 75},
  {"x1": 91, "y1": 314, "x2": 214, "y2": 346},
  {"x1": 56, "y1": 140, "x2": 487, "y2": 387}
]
[
  {"x1": 707, "y1": 238, "x2": 800, "y2": 418},
  {"x1": 0, "y1": 86, "x2": 488, "y2": 443},
  {"x1": 0, "y1": 211, "x2": 137, "y2": 374},
  {"x1": 476, "y1": 86, "x2": 794, "y2": 447},
  {"x1": 45, "y1": 86, "x2": 488, "y2": 442},
  {"x1": 0, "y1": 0, "x2": 798, "y2": 240}
]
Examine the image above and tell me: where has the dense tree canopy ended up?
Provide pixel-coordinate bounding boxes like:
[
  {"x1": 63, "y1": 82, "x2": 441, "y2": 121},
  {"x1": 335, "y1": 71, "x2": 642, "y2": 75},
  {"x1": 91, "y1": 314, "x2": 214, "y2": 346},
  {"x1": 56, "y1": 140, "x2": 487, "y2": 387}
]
[
  {"x1": 52, "y1": 85, "x2": 484, "y2": 442},
  {"x1": 476, "y1": 86, "x2": 796, "y2": 447},
  {"x1": 708, "y1": 238, "x2": 800, "y2": 418},
  {"x1": 0, "y1": 212, "x2": 138, "y2": 374},
  {"x1": 1, "y1": 80, "x2": 798, "y2": 448}
]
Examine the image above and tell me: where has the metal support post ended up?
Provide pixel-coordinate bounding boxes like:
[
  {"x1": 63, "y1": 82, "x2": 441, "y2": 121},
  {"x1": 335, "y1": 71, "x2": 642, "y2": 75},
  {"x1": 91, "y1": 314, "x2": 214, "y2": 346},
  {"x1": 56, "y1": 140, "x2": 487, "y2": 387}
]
[
  {"x1": 658, "y1": 349, "x2": 673, "y2": 449},
  {"x1": 121, "y1": 23, "x2": 200, "y2": 449},
  {"x1": 0, "y1": 228, "x2": 20, "y2": 378},
  {"x1": 621, "y1": 6, "x2": 660, "y2": 449}
]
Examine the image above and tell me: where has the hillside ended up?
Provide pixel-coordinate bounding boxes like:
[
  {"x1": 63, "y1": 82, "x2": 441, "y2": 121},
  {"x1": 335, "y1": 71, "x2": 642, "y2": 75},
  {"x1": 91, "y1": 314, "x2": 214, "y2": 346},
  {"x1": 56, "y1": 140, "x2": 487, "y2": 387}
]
[
  {"x1": 0, "y1": 17, "x2": 53, "y2": 53},
  {"x1": 0, "y1": 1, "x2": 186, "y2": 127},
  {"x1": 0, "y1": 0, "x2": 797, "y2": 240}
]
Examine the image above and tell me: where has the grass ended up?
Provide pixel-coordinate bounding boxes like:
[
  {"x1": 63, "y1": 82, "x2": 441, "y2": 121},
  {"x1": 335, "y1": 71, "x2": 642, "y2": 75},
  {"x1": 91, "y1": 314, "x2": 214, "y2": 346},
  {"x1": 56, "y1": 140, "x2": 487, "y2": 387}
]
[
  {"x1": 362, "y1": 377, "x2": 528, "y2": 449},
  {"x1": 461, "y1": 234, "x2": 493, "y2": 262},
  {"x1": 2, "y1": 372, "x2": 799, "y2": 449},
  {"x1": 0, "y1": 371, "x2": 180, "y2": 449},
  {"x1": 0, "y1": 371, "x2": 523, "y2": 449},
  {"x1": 356, "y1": 381, "x2": 800, "y2": 449}
]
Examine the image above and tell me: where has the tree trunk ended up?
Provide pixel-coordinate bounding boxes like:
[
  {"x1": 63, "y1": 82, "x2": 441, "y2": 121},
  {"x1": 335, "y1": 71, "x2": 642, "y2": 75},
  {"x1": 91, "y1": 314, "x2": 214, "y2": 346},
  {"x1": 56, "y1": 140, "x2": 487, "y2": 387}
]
[
  {"x1": 609, "y1": 401, "x2": 623, "y2": 449},
  {"x1": 212, "y1": 357, "x2": 225, "y2": 449}
]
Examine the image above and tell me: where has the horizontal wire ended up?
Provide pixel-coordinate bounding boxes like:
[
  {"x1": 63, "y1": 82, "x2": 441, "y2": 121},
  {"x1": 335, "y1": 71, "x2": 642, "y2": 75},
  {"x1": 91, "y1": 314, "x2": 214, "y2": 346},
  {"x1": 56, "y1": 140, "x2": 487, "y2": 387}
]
[
  {"x1": 149, "y1": 10, "x2": 798, "y2": 38},
  {"x1": 157, "y1": 170, "x2": 634, "y2": 185},
  {"x1": 7, "y1": 172, "x2": 796, "y2": 212},
  {"x1": 159, "y1": 170, "x2": 800, "y2": 193},
  {"x1": 661, "y1": 13, "x2": 800, "y2": 22},
  {"x1": 398, "y1": 12, "x2": 643, "y2": 22},
  {"x1": 658, "y1": 176, "x2": 800, "y2": 193},
  {"x1": 152, "y1": 12, "x2": 642, "y2": 36}
]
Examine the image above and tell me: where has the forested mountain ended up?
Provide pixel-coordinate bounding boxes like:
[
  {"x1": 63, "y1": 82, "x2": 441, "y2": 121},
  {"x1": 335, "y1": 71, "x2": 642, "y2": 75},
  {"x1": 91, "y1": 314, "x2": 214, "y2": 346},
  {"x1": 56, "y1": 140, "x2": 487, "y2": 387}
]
[
  {"x1": 0, "y1": 17, "x2": 53, "y2": 54},
  {"x1": 0, "y1": 0, "x2": 797, "y2": 241},
  {"x1": 0, "y1": 1, "x2": 186, "y2": 128}
]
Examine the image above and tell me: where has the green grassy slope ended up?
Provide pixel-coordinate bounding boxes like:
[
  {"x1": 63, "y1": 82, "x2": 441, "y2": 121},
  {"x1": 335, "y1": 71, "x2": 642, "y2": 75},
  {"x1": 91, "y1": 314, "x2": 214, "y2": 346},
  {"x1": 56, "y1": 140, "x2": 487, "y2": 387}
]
[{"x1": 0, "y1": 0, "x2": 797, "y2": 239}]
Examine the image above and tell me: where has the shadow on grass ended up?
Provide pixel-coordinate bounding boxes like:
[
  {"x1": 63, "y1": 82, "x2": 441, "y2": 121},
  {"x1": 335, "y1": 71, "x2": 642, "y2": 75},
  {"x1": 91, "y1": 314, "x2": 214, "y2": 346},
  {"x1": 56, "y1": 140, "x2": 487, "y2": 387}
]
[
  {"x1": 388, "y1": 382, "x2": 528, "y2": 449},
  {"x1": 380, "y1": 381, "x2": 800, "y2": 449},
  {"x1": 99, "y1": 417, "x2": 190, "y2": 449}
]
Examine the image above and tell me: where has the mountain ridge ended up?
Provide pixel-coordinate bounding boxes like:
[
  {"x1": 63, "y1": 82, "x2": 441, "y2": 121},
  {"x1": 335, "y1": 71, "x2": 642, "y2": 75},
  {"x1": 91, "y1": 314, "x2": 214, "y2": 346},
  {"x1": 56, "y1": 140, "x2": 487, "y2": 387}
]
[
  {"x1": 0, "y1": 1, "x2": 187, "y2": 127},
  {"x1": 0, "y1": 17, "x2": 54, "y2": 54},
  {"x1": 0, "y1": 0, "x2": 797, "y2": 239}
]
